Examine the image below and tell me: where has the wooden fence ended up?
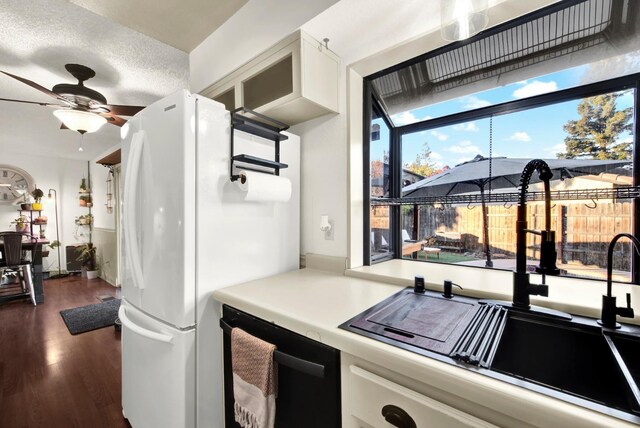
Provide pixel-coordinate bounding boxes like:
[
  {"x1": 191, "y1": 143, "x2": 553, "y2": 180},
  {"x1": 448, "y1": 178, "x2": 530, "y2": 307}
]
[{"x1": 400, "y1": 200, "x2": 632, "y2": 269}]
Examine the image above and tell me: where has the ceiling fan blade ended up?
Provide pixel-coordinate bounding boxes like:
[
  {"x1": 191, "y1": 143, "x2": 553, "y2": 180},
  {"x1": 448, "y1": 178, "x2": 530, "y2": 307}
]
[
  {"x1": 0, "y1": 70, "x2": 75, "y2": 106},
  {"x1": 100, "y1": 112, "x2": 127, "y2": 127},
  {"x1": 0, "y1": 97, "x2": 65, "y2": 107},
  {"x1": 103, "y1": 104, "x2": 145, "y2": 117}
]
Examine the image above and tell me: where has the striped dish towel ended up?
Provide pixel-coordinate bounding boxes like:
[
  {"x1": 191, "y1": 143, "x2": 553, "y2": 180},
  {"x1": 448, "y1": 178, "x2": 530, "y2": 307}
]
[{"x1": 231, "y1": 327, "x2": 278, "y2": 428}]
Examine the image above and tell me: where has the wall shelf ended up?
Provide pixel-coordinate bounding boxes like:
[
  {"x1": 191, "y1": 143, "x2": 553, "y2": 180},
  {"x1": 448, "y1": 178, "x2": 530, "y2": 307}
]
[
  {"x1": 18, "y1": 209, "x2": 46, "y2": 240},
  {"x1": 232, "y1": 115, "x2": 290, "y2": 141},
  {"x1": 230, "y1": 108, "x2": 290, "y2": 182},
  {"x1": 232, "y1": 154, "x2": 288, "y2": 170}
]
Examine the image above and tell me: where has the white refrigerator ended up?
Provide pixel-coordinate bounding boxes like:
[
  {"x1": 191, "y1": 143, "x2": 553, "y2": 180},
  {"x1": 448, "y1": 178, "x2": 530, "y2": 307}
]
[{"x1": 118, "y1": 90, "x2": 300, "y2": 428}]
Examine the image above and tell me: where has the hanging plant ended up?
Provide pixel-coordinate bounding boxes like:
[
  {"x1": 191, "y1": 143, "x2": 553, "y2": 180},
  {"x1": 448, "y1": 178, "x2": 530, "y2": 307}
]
[{"x1": 75, "y1": 214, "x2": 93, "y2": 226}]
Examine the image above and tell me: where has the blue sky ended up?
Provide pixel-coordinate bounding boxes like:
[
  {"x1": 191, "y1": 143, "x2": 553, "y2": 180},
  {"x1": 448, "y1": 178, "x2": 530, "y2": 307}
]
[{"x1": 371, "y1": 64, "x2": 634, "y2": 171}]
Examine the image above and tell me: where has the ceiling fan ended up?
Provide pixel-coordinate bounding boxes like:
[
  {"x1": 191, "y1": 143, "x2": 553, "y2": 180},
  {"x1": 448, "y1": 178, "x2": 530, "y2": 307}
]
[{"x1": 0, "y1": 63, "x2": 145, "y2": 134}]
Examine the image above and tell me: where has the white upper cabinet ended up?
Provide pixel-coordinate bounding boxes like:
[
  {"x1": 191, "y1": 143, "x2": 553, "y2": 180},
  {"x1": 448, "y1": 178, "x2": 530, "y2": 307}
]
[{"x1": 200, "y1": 30, "x2": 340, "y2": 125}]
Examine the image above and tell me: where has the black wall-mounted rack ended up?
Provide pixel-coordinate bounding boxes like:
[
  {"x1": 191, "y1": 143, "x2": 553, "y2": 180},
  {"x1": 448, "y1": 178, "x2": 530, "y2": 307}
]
[
  {"x1": 372, "y1": 186, "x2": 640, "y2": 206},
  {"x1": 230, "y1": 107, "x2": 290, "y2": 182}
]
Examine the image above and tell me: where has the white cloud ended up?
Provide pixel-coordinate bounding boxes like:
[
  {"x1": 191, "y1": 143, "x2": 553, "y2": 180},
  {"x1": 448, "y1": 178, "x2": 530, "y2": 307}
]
[
  {"x1": 431, "y1": 130, "x2": 449, "y2": 141},
  {"x1": 391, "y1": 111, "x2": 418, "y2": 125},
  {"x1": 463, "y1": 96, "x2": 491, "y2": 109},
  {"x1": 549, "y1": 143, "x2": 566, "y2": 155},
  {"x1": 391, "y1": 112, "x2": 432, "y2": 126},
  {"x1": 430, "y1": 152, "x2": 443, "y2": 160},
  {"x1": 448, "y1": 140, "x2": 481, "y2": 154},
  {"x1": 453, "y1": 122, "x2": 479, "y2": 132},
  {"x1": 507, "y1": 132, "x2": 532, "y2": 142},
  {"x1": 512, "y1": 80, "x2": 558, "y2": 99}
]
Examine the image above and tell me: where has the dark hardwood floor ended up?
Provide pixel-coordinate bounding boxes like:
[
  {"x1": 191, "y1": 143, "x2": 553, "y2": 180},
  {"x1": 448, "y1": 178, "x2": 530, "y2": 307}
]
[{"x1": 0, "y1": 275, "x2": 130, "y2": 428}]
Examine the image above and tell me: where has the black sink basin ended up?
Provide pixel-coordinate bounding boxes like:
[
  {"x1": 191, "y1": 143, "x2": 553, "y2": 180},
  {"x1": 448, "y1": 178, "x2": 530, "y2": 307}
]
[
  {"x1": 342, "y1": 288, "x2": 640, "y2": 423},
  {"x1": 491, "y1": 312, "x2": 640, "y2": 414},
  {"x1": 613, "y1": 333, "x2": 640, "y2": 387}
]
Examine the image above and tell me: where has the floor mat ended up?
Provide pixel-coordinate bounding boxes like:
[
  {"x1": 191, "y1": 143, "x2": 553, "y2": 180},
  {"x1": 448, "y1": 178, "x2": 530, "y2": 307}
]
[{"x1": 60, "y1": 299, "x2": 121, "y2": 335}]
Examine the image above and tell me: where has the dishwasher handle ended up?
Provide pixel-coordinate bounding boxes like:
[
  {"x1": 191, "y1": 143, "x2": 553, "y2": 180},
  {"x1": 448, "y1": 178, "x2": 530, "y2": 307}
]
[{"x1": 220, "y1": 319, "x2": 325, "y2": 379}]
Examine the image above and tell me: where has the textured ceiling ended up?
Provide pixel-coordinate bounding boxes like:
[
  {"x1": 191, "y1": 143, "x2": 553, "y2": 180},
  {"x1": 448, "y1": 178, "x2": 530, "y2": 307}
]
[
  {"x1": 70, "y1": 0, "x2": 249, "y2": 52},
  {"x1": 0, "y1": 0, "x2": 190, "y2": 161}
]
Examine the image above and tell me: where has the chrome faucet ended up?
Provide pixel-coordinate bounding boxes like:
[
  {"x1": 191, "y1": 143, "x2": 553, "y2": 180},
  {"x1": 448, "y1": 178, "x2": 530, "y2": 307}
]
[
  {"x1": 513, "y1": 159, "x2": 561, "y2": 310},
  {"x1": 598, "y1": 233, "x2": 638, "y2": 329}
]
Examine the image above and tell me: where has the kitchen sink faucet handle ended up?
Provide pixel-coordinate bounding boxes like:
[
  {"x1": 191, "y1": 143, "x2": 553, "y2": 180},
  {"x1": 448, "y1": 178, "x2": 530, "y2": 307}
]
[{"x1": 619, "y1": 293, "x2": 635, "y2": 318}]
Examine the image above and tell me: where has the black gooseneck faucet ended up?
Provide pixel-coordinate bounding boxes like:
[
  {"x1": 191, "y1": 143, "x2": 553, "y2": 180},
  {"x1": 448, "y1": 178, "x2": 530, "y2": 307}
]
[
  {"x1": 513, "y1": 159, "x2": 561, "y2": 309},
  {"x1": 598, "y1": 233, "x2": 639, "y2": 329}
]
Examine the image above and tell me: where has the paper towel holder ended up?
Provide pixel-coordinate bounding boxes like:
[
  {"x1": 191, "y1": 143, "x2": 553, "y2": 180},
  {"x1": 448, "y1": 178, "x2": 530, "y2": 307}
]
[{"x1": 230, "y1": 107, "x2": 290, "y2": 182}]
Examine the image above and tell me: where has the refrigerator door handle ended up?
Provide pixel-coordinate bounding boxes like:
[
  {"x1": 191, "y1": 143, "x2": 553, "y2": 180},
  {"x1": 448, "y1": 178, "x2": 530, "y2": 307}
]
[
  {"x1": 124, "y1": 131, "x2": 146, "y2": 290},
  {"x1": 119, "y1": 306, "x2": 174, "y2": 344}
]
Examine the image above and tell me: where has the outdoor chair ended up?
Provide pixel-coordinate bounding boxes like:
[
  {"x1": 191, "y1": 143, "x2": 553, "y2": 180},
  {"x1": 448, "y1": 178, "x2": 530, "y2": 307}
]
[
  {"x1": 371, "y1": 232, "x2": 389, "y2": 250},
  {"x1": 0, "y1": 232, "x2": 36, "y2": 306}
]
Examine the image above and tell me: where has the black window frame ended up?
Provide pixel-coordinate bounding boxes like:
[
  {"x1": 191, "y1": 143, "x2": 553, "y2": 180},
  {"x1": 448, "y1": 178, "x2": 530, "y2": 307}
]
[{"x1": 363, "y1": 68, "x2": 640, "y2": 284}]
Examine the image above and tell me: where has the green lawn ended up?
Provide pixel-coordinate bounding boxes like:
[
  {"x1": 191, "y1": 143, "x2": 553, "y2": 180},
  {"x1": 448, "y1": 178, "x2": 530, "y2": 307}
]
[{"x1": 404, "y1": 251, "x2": 479, "y2": 264}]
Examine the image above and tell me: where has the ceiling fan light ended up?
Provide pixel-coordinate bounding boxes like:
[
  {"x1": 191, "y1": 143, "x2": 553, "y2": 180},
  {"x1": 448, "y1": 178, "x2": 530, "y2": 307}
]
[
  {"x1": 53, "y1": 109, "x2": 107, "y2": 134},
  {"x1": 441, "y1": 0, "x2": 489, "y2": 42}
]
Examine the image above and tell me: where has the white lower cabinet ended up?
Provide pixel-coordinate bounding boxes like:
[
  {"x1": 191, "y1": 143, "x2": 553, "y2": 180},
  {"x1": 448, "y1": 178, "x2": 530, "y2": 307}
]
[
  {"x1": 346, "y1": 365, "x2": 496, "y2": 428},
  {"x1": 341, "y1": 352, "x2": 498, "y2": 428}
]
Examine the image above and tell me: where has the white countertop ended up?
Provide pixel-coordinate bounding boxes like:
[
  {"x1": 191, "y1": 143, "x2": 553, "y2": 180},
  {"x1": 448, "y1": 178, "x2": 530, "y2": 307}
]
[{"x1": 212, "y1": 268, "x2": 637, "y2": 427}]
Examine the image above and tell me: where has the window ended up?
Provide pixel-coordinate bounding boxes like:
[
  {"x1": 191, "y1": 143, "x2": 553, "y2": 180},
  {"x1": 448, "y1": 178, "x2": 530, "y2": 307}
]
[
  {"x1": 398, "y1": 90, "x2": 634, "y2": 281},
  {"x1": 370, "y1": 105, "x2": 392, "y2": 262},
  {"x1": 371, "y1": 0, "x2": 640, "y2": 127},
  {"x1": 364, "y1": 0, "x2": 640, "y2": 283}
]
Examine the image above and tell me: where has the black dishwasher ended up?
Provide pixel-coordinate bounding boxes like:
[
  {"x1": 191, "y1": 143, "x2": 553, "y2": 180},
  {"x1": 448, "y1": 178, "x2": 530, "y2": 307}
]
[{"x1": 220, "y1": 305, "x2": 341, "y2": 428}]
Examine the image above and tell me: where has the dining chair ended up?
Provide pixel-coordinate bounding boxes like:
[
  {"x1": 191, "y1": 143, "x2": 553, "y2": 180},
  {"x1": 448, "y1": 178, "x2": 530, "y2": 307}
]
[{"x1": 0, "y1": 232, "x2": 36, "y2": 306}]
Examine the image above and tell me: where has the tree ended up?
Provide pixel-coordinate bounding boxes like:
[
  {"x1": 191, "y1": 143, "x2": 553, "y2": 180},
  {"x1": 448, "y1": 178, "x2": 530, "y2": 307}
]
[
  {"x1": 404, "y1": 142, "x2": 443, "y2": 177},
  {"x1": 370, "y1": 150, "x2": 390, "y2": 179},
  {"x1": 371, "y1": 150, "x2": 390, "y2": 197},
  {"x1": 558, "y1": 93, "x2": 632, "y2": 160}
]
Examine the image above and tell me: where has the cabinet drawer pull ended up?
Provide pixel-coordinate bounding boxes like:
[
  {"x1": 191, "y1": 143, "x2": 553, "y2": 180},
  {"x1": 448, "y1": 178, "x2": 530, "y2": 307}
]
[{"x1": 381, "y1": 404, "x2": 416, "y2": 428}]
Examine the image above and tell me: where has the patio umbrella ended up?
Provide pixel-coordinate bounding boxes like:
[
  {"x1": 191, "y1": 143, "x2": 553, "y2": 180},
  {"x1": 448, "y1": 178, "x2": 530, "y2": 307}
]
[{"x1": 403, "y1": 155, "x2": 631, "y2": 267}]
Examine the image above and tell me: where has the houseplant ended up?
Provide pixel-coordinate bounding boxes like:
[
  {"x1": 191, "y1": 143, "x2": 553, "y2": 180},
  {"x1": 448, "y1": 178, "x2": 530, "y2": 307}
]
[
  {"x1": 75, "y1": 214, "x2": 93, "y2": 226},
  {"x1": 43, "y1": 239, "x2": 61, "y2": 259},
  {"x1": 31, "y1": 187, "x2": 44, "y2": 210},
  {"x1": 11, "y1": 215, "x2": 29, "y2": 233},
  {"x1": 20, "y1": 192, "x2": 32, "y2": 210},
  {"x1": 76, "y1": 242, "x2": 98, "y2": 279},
  {"x1": 79, "y1": 194, "x2": 92, "y2": 207}
]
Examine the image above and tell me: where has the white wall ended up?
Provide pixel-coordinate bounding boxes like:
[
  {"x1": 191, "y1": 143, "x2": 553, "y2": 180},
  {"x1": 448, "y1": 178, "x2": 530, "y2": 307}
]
[
  {"x1": 189, "y1": 0, "x2": 338, "y2": 92},
  {"x1": 89, "y1": 160, "x2": 116, "y2": 230},
  {"x1": 88, "y1": 153, "x2": 118, "y2": 285},
  {"x1": 292, "y1": 0, "x2": 558, "y2": 265},
  {"x1": 290, "y1": 90, "x2": 348, "y2": 257},
  {"x1": 189, "y1": 0, "x2": 558, "y2": 264},
  {"x1": 0, "y1": 153, "x2": 91, "y2": 272}
]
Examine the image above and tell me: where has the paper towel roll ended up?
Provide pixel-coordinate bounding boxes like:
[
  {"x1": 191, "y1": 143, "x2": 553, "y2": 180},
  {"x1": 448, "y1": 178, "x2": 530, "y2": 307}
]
[{"x1": 234, "y1": 170, "x2": 292, "y2": 202}]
